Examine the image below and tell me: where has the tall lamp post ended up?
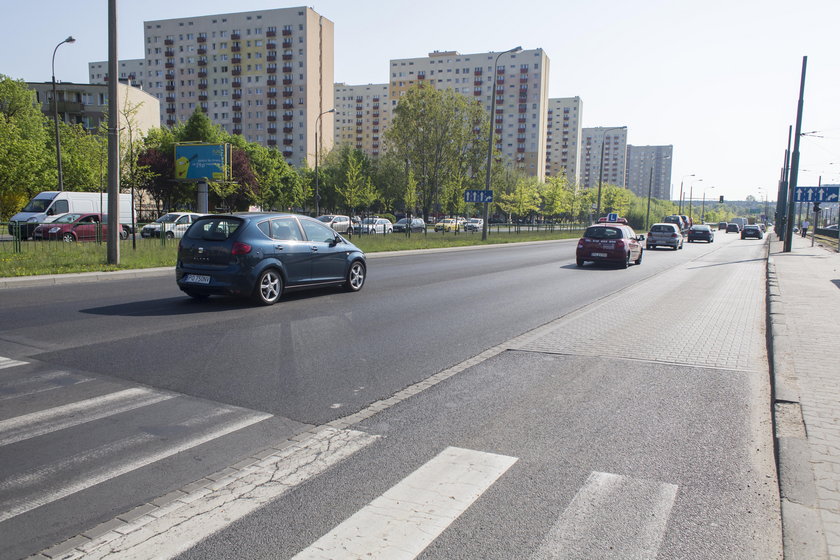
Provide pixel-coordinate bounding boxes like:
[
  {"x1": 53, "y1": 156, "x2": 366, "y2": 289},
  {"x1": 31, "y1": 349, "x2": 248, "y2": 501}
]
[
  {"x1": 595, "y1": 126, "x2": 626, "y2": 218},
  {"x1": 52, "y1": 35, "x2": 76, "y2": 191},
  {"x1": 314, "y1": 108, "x2": 334, "y2": 217},
  {"x1": 678, "y1": 173, "x2": 694, "y2": 213},
  {"x1": 687, "y1": 178, "x2": 702, "y2": 222},
  {"x1": 483, "y1": 45, "x2": 521, "y2": 241}
]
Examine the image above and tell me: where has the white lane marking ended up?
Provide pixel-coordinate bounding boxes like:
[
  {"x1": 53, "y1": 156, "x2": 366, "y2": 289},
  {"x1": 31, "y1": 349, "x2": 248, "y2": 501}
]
[
  {"x1": 533, "y1": 471, "x2": 678, "y2": 560},
  {"x1": 0, "y1": 388, "x2": 174, "y2": 446},
  {"x1": 0, "y1": 370, "x2": 92, "y2": 401},
  {"x1": 293, "y1": 446, "x2": 518, "y2": 560},
  {"x1": 0, "y1": 407, "x2": 271, "y2": 523},
  {"x1": 0, "y1": 356, "x2": 28, "y2": 370},
  {"x1": 69, "y1": 427, "x2": 379, "y2": 560}
]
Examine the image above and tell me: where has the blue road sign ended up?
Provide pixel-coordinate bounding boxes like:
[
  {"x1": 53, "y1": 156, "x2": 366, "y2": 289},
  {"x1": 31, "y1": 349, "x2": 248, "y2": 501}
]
[
  {"x1": 795, "y1": 186, "x2": 840, "y2": 203},
  {"x1": 464, "y1": 189, "x2": 494, "y2": 203},
  {"x1": 607, "y1": 212, "x2": 619, "y2": 222}
]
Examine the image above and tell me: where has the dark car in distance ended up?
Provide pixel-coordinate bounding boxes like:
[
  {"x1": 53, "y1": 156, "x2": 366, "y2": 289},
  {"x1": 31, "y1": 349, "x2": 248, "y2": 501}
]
[
  {"x1": 741, "y1": 224, "x2": 764, "y2": 239},
  {"x1": 726, "y1": 223, "x2": 741, "y2": 234},
  {"x1": 393, "y1": 217, "x2": 426, "y2": 233},
  {"x1": 688, "y1": 224, "x2": 715, "y2": 243},
  {"x1": 176, "y1": 213, "x2": 366, "y2": 305},
  {"x1": 576, "y1": 221, "x2": 644, "y2": 268}
]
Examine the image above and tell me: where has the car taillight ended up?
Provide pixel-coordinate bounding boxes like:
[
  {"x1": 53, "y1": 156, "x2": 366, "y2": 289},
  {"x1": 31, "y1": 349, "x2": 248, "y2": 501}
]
[
  {"x1": 615, "y1": 239, "x2": 625, "y2": 248},
  {"x1": 671, "y1": 233, "x2": 678, "y2": 238},
  {"x1": 232, "y1": 242, "x2": 251, "y2": 255}
]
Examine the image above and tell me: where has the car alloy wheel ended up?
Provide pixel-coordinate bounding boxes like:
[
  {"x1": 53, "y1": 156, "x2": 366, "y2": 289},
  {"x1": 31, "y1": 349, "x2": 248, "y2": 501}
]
[
  {"x1": 253, "y1": 269, "x2": 283, "y2": 305},
  {"x1": 62, "y1": 232, "x2": 75, "y2": 242},
  {"x1": 345, "y1": 260, "x2": 366, "y2": 292}
]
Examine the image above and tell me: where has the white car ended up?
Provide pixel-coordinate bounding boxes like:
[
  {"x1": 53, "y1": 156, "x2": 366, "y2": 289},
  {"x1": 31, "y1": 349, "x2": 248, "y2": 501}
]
[
  {"x1": 361, "y1": 217, "x2": 393, "y2": 234},
  {"x1": 464, "y1": 218, "x2": 484, "y2": 232},
  {"x1": 141, "y1": 212, "x2": 203, "y2": 239}
]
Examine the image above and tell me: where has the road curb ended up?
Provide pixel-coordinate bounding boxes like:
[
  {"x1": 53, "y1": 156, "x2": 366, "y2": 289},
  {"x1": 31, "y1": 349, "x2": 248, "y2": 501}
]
[{"x1": 766, "y1": 235, "x2": 828, "y2": 559}]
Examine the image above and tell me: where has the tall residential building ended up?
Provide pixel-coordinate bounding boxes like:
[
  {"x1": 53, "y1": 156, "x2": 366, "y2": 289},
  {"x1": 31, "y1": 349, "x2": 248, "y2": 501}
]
[
  {"x1": 545, "y1": 97, "x2": 583, "y2": 184},
  {"x1": 581, "y1": 127, "x2": 628, "y2": 189},
  {"x1": 625, "y1": 145, "x2": 674, "y2": 201},
  {"x1": 27, "y1": 81, "x2": 160, "y2": 134},
  {"x1": 334, "y1": 83, "x2": 392, "y2": 157},
  {"x1": 389, "y1": 49, "x2": 550, "y2": 180},
  {"x1": 88, "y1": 59, "x2": 147, "y2": 89},
  {"x1": 141, "y1": 6, "x2": 333, "y2": 166}
]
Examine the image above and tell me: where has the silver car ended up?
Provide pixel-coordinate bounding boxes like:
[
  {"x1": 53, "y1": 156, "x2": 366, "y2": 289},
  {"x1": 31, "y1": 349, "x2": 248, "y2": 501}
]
[
  {"x1": 141, "y1": 212, "x2": 203, "y2": 239},
  {"x1": 646, "y1": 222, "x2": 683, "y2": 250}
]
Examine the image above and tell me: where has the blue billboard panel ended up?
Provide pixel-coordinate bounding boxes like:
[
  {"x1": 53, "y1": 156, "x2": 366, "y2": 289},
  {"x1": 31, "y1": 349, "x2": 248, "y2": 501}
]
[{"x1": 174, "y1": 143, "x2": 228, "y2": 181}]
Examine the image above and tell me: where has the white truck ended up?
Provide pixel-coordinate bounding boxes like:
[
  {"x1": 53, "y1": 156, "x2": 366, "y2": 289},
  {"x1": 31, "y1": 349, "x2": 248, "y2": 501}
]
[{"x1": 8, "y1": 191, "x2": 134, "y2": 239}]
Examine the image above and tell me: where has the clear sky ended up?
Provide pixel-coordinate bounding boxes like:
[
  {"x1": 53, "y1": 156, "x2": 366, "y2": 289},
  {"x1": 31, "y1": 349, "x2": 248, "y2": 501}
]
[{"x1": 3, "y1": 0, "x2": 839, "y2": 201}]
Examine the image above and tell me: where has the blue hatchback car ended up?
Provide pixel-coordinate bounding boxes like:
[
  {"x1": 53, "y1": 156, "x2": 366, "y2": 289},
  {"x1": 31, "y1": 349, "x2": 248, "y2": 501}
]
[{"x1": 176, "y1": 213, "x2": 366, "y2": 305}]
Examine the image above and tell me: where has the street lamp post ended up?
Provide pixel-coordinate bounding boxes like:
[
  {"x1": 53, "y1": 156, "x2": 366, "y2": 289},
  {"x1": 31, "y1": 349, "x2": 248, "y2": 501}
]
[
  {"x1": 314, "y1": 108, "x2": 334, "y2": 217},
  {"x1": 483, "y1": 46, "x2": 521, "y2": 241},
  {"x1": 687, "y1": 178, "x2": 702, "y2": 223},
  {"x1": 52, "y1": 35, "x2": 75, "y2": 191},
  {"x1": 678, "y1": 174, "x2": 694, "y2": 214},
  {"x1": 701, "y1": 186, "x2": 715, "y2": 222},
  {"x1": 596, "y1": 126, "x2": 626, "y2": 218}
]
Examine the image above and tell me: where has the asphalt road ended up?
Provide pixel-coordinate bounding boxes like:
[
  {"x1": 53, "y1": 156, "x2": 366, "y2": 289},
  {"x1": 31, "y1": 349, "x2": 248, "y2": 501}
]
[{"x1": 0, "y1": 231, "x2": 781, "y2": 559}]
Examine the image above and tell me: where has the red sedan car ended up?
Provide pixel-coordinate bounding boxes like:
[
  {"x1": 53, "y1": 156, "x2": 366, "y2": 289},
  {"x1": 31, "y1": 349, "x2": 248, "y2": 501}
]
[
  {"x1": 32, "y1": 213, "x2": 122, "y2": 242},
  {"x1": 576, "y1": 221, "x2": 645, "y2": 268}
]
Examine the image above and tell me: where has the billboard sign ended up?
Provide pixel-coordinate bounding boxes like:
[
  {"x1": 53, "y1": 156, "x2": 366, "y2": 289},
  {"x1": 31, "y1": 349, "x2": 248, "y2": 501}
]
[{"x1": 174, "y1": 143, "x2": 230, "y2": 181}]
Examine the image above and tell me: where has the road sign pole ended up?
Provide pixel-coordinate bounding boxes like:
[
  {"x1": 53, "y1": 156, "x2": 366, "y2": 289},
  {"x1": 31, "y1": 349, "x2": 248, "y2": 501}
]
[{"x1": 784, "y1": 56, "x2": 807, "y2": 253}]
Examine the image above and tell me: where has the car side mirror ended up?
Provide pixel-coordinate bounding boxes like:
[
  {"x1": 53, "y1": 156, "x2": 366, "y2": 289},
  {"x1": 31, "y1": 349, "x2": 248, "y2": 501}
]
[
  {"x1": 638, "y1": 234, "x2": 645, "y2": 241},
  {"x1": 331, "y1": 234, "x2": 342, "y2": 246}
]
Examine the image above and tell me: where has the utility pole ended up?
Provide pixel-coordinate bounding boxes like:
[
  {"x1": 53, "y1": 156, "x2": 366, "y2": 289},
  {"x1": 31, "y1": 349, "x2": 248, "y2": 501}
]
[
  {"x1": 784, "y1": 56, "x2": 807, "y2": 253},
  {"x1": 107, "y1": 0, "x2": 120, "y2": 264}
]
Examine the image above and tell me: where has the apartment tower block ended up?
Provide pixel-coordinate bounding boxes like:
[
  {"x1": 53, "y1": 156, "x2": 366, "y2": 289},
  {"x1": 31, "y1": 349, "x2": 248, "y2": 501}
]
[{"x1": 545, "y1": 97, "x2": 583, "y2": 185}]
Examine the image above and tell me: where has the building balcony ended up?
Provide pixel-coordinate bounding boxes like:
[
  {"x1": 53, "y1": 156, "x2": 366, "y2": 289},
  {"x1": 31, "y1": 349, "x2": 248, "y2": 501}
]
[
  {"x1": 198, "y1": 59, "x2": 207, "y2": 66},
  {"x1": 166, "y1": 107, "x2": 176, "y2": 114},
  {"x1": 198, "y1": 83, "x2": 207, "y2": 90},
  {"x1": 165, "y1": 49, "x2": 175, "y2": 57},
  {"x1": 282, "y1": 102, "x2": 294, "y2": 109},
  {"x1": 474, "y1": 69, "x2": 482, "y2": 76},
  {"x1": 233, "y1": 128, "x2": 242, "y2": 135},
  {"x1": 474, "y1": 80, "x2": 482, "y2": 86},
  {"x1": 231, "y1": 45, "x2": 241, "y2": 53},
  {"x1": 165, "y1": 85, "x2": 175, "y2": 91},
  {"x1": 165, "y1": 96, "x2": 176, "y2": 103},
  {"x1": 282, "y1": 90, "x2": 292, "y2": 97},
  {"x1": 282, "y1": 78, "x2": 292, "y2": 85},
  {"x1": 495, "y1": 88, "x2": 504, "y2": 95},
  {"x1": 231, "y1": 33, "x2": 241, "y2": 40},
  {"x1": 283, "y1": 126, "x2": 293, "y2": 133},
  {"x1": 232, "y1": 69, "x2": 241, "y2": 76},
  {"x1": 520, "y1": 77, "x2": 529, "y2": 84},
  {"x1": 518, "y1": 107, "x2": 527, "y2": 113},
  {"x1": 496, "y1": 78, "x2": 505, "y2": 85},
  {"x1": 267, "y1": 42, "x2": 277, "y2": 50},
  {"x1": 267, "y1": 30, "x2": 277, "y2": 37},
  {"x1": 165, "y1": 72, "x2": 175, "y2": 80},
  {"x1": 267, "y1": 67, "x2": 277, "y2": 74},
  {"x1": 232, "y1": 117, "x2": 242, "y2": 124},
  {"x1": 283, "y1": 139, "x2": 293, "y2": 146},
  {"x1": 166, "y1": 118, "x2": 176, "y2": 126},
  {"x1": 282, "y1": 54, "x2": 292, "y2": 61},
  {"x1": 267, "y1": 115, "x2": 277, "y2": 122},
  {"x1": 268, "y1": 127, "x2": 277, "y2": 134},
  {"x1": 282, "y1": 66, "x2": 293, "y2": 73},
  {"x1": 267, "y1": 139, "x2": 277, "y2": 146},
  {"x1": 282, "y1": 114, "x2": 292, "y2": 121},
  {"x1": 372, "y1": 112, "x2": 380, "y2": 118},
  {"x1": 495, "y1": 117, "x2": 503, "y2": 124},
  {"x1": 283, "y1": 150, "x2": 293, "y2": 158},
  {"x1": 518, "y1": 117, "x2": 527, "y2": 123},
  {"x1": 495, "y1": 108, "x2": 504, "y2": 115},
  {"x1": 267, "y1": 91, "x2": 277, "y2": 98},
  {"x1": 197, "y1": 36, "x2": 206, "y2": 43},
  {"x1": 372, "y1": 120, "x2": 379, "y2": 126},
  {"x1": 520, "y1": 67, "x2": 528, "y2": 73},
  {"x1": 232, "y1": 92, "x2": 241, "y2": 100},
  {"x1": 282, "y1": 29, "x2": 291, "y2": 36},
  {"x1": 495, "y1": 127, "x2": 502, "y2": 135},
  {"x1": 197, "y1": 70, "x2": 207, "y2": 78},
  {"x1": 496, "y1": 67, "x2": 505, "y2": 75},
  {"x1": 282, "y1": 40, "x2": 292, "y2": 48},
  {"x1": 231, "y1": 56, "x2": 241, "y2": 64},
  {"x1": 267, "y1": 55, "x2": 276, "y2": 62},
  {"x1": 269, "y1": 102, "x2": 279, "y2": 110},
  {"x1": 473, "y1": 90, "x2": 482, "y2": 96},
  {"x1": 198, "y1": 94, "x2": 207, "y2": 101},
  {"x1": 164, "y1": 62, "x2": 174, "y2": 69},
  {"x1": 267, "y1": 78, "x2": 277, "y2": 86},
  {"x1": 232, "y1": 80, "x2": 242, "y2": 88}
]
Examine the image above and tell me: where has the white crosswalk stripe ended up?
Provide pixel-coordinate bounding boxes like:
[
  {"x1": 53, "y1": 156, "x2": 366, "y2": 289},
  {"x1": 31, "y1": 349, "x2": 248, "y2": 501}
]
[
  {"x1": 0, "y1": 370, "x2": 92, "y2": 401},
  {"x1": 293, "y1": 446, "x2": 518, "y2": 560},
  {"x1": 533, "y1": 471, "x2": 678, "y2": 560},
  {"x1": 0, "y1": 387, "x2": 174, "y2": 446},
  {"x1": 0, "y1": 356, "x2": 28, "y2": 370}
]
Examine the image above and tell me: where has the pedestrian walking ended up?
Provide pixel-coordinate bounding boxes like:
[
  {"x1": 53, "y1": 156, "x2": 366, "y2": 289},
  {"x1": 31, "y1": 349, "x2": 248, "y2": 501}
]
[{"x1": 802, "y1": 220, "x2": 810, "y2": 237}]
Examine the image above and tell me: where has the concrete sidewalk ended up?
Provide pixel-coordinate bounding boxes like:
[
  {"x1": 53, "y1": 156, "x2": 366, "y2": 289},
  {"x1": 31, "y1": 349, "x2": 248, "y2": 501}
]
[{"x1": 769, "y1": 232, "x2": 840, "y2": 559}]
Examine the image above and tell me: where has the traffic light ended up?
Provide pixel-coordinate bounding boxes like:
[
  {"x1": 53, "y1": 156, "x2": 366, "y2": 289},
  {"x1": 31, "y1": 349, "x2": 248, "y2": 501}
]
[
  {"x1": 719, "y1": 195, "x2": 724, "y2": 203},
  {"x1": 813, "y1": 202, "x2": 821, "y2": 212}
]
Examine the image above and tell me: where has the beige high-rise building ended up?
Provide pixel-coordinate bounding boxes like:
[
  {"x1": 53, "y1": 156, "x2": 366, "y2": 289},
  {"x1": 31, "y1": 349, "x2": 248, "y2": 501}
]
[
  {"x1": 141, "y1": 6, "x2": 333, "y2": 167},
  {"x1": 88, "y1": 59, "x2": 148, "y2": 89},
  {"x1": 389, "y1": 48, "x2": 550, "y2": 179},
  {"x1": 581, "y1": 127, "x2": 628, "y2": 189},
  {"x1": 545, "y1": 97, "x2": 582, "y2": 184},
  {"x1": 625, "y1": 145, "x2": 673, "y2": 200},
  {"x1": 334, "y1": 83, "x2": 391, "y2": 157}
]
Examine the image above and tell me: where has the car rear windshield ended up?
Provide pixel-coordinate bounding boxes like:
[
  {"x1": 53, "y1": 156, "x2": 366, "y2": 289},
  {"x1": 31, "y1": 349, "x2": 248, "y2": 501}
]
[
  {"x1": 650, "y1": 224, "x2": 675, "y2": 233},
  {"x1": 186, "y1": 217, "x2": 242, "y2": 241},
  {"x1": 584, "y1": 226, "x2": 623, "y2": 239}
]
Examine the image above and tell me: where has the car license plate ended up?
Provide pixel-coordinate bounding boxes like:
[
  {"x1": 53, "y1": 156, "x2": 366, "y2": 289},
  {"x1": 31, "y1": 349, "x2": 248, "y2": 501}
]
[
  {"x1": 591, "y1": 252, "x2": 608, "y2": 258},
  {"x1": 185, "y1": 274, "x2": 210, "y2": 284}
]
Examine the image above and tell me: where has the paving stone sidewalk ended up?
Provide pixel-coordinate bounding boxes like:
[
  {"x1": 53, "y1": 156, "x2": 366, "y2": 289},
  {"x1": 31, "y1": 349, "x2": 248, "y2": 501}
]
[{"x1": 771, "y1": 233, "x2": 840, "y2": 558}]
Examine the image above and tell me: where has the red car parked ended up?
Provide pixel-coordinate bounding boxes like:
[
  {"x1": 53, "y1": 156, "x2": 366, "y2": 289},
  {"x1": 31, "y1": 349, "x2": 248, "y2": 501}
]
[
  {"x1": 576, "y1": 219, "x2": 645, "y2": 268},
  {"x1": 32, "y1": 213, "x2": 122, "y2": 242}
]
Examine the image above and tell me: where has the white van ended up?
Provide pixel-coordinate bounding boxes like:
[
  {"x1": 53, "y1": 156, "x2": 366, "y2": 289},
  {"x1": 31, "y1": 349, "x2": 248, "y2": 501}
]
[{"x1": 8, "y1": 191, "x2": 134, "y2": 239}]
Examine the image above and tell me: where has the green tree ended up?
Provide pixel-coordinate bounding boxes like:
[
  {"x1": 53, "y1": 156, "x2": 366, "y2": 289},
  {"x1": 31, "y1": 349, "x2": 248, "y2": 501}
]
[
  {"x1": 336, "y1": 150, "x2": 375, "y2": 214},
  {"x1": 0, "y1": 75, "x2": 52, "y2": 219},
  {"x1": 498, "y1": 177, "x2": 541, "y2": 225}
]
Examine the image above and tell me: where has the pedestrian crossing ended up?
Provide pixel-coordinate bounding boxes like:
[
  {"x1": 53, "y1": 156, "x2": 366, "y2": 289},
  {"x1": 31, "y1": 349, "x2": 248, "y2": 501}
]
[{"x1": 2, "y1": 354, "x2": 683, "y2": 559}]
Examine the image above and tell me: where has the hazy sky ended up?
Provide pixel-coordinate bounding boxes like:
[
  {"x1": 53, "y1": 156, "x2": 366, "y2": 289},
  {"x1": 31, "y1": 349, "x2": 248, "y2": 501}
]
[{"x1": 3, "y1": 0, "x2": 839, "y2": 201}]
